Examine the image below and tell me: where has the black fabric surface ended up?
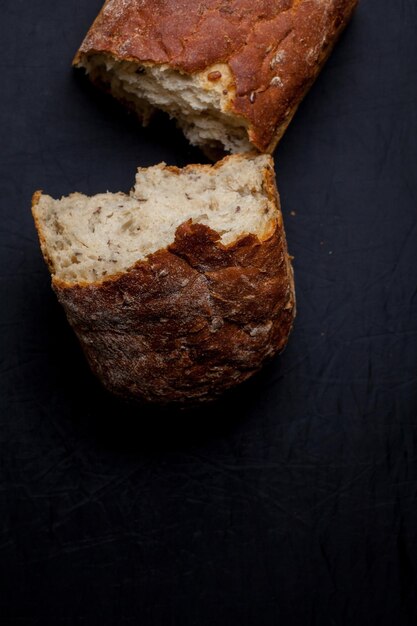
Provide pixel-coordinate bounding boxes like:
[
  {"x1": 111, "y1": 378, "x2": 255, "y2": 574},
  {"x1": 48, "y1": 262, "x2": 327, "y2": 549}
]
[{"x1": 1, "y1": 1, "x2": 417, "y2": 624}]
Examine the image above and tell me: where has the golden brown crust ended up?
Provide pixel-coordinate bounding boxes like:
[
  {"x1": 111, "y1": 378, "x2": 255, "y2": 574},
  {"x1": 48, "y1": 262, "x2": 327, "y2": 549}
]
[
  {"x1": 33, "y1": 157, "x2": 296, "y2": 404},
  {"x1": 74, "y1": 0, "x2": 358, "y2": 152},
  {"x1": 53, "y1": 222, "x2": 295, "y2": 404}
]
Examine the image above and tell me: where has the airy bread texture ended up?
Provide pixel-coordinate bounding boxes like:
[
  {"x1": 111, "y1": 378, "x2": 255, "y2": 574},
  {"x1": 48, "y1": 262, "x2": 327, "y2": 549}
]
[
  {"x1": 74, "y1": 0, "x2": 358, "y2": 153},
  {"x1": 32, "y1": 154, "x2": 295, "y2": 404},
  {"x1": 84, "y1": 56, "x2": 252, "y2": 154},
  {"x1": 35, "y1": 154, "x2": 275, "y2": 283}
]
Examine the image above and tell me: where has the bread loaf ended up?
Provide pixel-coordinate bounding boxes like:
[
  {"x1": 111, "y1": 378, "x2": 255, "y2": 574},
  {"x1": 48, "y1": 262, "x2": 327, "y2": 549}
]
[
  {"x1": 32, "y1": 154, "x2": 295, "y2": 404},
  {"x1": 74, "y1": 0, "x2": 358, "y2": 155}
]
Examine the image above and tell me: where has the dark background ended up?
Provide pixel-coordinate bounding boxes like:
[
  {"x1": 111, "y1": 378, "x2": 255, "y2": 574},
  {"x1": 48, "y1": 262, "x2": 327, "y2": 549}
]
[{"x1": 1, "y1": 1, "x2": 417, "y2": 624}]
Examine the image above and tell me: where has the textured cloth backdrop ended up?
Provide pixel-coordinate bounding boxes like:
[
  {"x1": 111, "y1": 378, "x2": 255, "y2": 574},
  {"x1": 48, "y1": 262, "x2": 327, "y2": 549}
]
[{"x1": 1, "y1": 1, "x2": 416, "y2": 625}]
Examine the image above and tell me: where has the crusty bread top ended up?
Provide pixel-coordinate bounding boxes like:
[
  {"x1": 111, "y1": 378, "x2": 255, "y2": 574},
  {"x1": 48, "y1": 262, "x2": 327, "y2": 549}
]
[
  {"x1": 75, "y1": 0, "x2": 358, "y2": 152},
  {"x1": 32, "y1": 153, "x2": 278, "y2": 285}
]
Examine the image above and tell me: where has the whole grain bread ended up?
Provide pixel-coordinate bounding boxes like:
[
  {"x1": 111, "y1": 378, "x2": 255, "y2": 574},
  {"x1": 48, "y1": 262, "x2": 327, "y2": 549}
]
[
  {"x1": 74, "y1": 0, "x2": 358, "y2": 155},
  {"x1": 32, "y1": 154, "x2": 295, "y2": 404}
]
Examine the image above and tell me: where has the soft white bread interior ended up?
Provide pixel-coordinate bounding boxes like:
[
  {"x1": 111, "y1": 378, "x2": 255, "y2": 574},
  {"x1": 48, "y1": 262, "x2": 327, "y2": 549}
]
[
  {"x1": 77, "y1": 55, "x2": 252, "y2": 154},
  {"x1": 33, "y1": 154, "x2": 277, "y2": 284}
]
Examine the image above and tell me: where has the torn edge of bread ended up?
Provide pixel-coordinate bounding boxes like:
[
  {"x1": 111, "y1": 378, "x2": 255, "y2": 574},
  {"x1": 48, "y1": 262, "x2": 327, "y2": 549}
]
[
  {"x1": 32, "y1": 153, "x2": 277, "y2": 284},
  {"x1": 75, "y1": 54, "x2": 252, "y2": 155}
]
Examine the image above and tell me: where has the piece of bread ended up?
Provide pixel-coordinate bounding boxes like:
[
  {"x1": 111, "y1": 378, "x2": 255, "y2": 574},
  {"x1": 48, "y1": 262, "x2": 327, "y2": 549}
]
[
  {"x1": 73, "y1": 0, "x2": 358, "y2": 155},
  {"x1": 32, "y1": 154, "x2": 295, "y2": 404}
]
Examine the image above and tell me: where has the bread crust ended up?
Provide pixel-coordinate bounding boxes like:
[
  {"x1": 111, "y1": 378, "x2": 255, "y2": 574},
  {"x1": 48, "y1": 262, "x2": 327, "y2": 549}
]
[
  {"x1": 74, "y1": 0, "x2": 358, "y2": 152},
  {"x1": 32, "y1": 156, "x2": 295, "y2": 404}
]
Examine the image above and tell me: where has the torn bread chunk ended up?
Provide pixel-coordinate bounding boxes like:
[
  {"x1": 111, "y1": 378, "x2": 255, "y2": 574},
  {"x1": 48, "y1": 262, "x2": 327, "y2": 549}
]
[
  {"x1": 32, "y1": 154, "x2": 295, "y2": 404},
  {"x1": 74, "y1": 0, "x2": 358, "y2": 154}
]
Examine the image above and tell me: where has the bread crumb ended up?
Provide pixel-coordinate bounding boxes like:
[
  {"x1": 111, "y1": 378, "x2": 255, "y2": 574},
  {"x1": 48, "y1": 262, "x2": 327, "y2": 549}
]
[
  {"x1": 270, "y1": 50, "x2": 286, "y2": 69},
  {"x1": 270, "y1": 76, "x2": 283, "y2": 88}
]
